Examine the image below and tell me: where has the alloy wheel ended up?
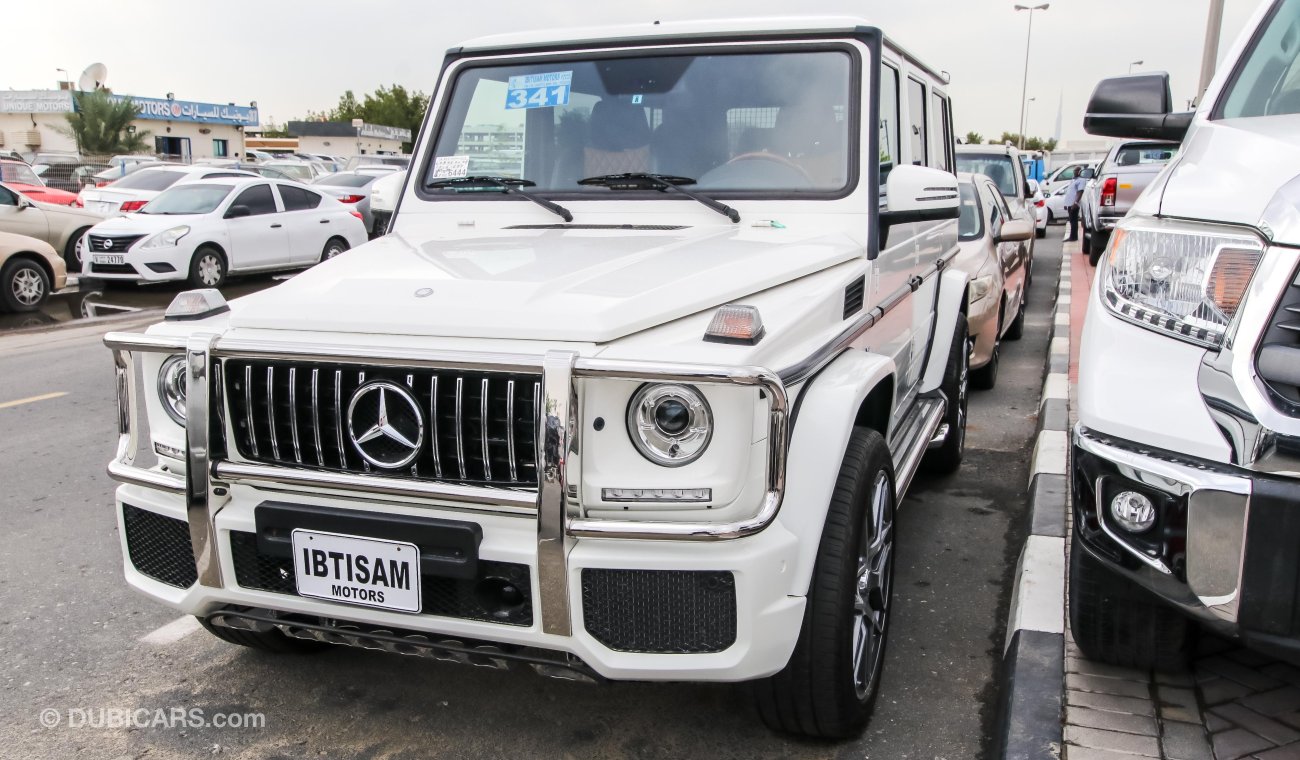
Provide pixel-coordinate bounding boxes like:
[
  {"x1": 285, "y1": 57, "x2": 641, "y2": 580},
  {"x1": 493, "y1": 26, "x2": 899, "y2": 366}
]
[
  {"x1": 11, "y1": 266, "x2": 45, "y2": 306},
  {"x1": 852, "y1": 470, "x2": 895, "y2": 700}
]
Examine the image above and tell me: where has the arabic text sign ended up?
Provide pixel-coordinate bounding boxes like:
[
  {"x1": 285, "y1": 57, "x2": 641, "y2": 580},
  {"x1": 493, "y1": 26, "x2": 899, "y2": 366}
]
[{"x1": 111, "y1": 95, "x2": 259, "y2": 126}]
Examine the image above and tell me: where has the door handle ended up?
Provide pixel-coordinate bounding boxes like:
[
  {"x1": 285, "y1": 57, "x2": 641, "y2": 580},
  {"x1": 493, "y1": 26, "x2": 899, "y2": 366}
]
[
  {"x1": 319, "y1": 219, "x2": 330, "y2": 224},
  {"x1": 270, "y1": 223, "x2": 282, "y2": 228}
]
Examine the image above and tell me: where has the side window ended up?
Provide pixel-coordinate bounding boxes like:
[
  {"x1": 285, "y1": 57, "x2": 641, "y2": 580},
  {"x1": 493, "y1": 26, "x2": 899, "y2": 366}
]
[
  {"x1": 0, "y1": 186, "x2": 16, "y2": 206},
  {"x1": 230, "y1": 184, "x2": 277, "y2": 216},
  {"x1": 879, "y1": 63, "x2": 901, "y2": 186},
  {"x1": 1057, "y1": 166, "x2": 1077, "y2": 181},
  {"x1": 278, "y1": 184, "x2": 322, "y2": 211},
  {"x1": 987, "y1": 181, "x2": 1011, "y2": 226},
  {"x1": 930, "y1": 92, "x2": 952, "y2": 171},
  {"x1": 906, "y1": 77, "x2": 927, "y2": 166}
]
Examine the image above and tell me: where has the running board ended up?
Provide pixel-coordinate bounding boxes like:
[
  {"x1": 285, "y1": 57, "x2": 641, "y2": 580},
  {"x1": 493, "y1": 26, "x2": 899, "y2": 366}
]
[{"x1": 888, "y1": 396, "x2": 947, "y2": 501}]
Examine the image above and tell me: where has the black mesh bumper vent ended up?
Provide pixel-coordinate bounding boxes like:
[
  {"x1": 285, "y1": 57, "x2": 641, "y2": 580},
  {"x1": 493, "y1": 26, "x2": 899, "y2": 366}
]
[
  {"x1": 581, "y1": 569, "x2": 736, "y2": 654},
  {"x1": 122, "y1": 504, "x2": 197, "y2": 588},
  {"x1": 228, "y1": 531, "x2": 533, "y2": 626}
]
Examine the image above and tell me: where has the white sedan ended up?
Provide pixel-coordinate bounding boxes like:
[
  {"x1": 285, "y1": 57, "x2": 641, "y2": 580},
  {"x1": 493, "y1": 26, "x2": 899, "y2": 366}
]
[{"x1": 82, "y1": 177, "x2": 368, "y2": 287}]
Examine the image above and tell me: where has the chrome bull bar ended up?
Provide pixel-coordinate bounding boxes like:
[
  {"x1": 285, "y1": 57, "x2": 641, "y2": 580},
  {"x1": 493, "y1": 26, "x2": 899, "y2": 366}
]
[{"x1": 104, "y1": 332, "x2": 789, "y2": 637}]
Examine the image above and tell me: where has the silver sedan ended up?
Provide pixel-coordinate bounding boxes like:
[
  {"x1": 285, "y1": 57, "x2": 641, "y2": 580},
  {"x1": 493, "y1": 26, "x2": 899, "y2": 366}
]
[{"x1": 311, "y1": 172, "x2": 381, "y2": 237}]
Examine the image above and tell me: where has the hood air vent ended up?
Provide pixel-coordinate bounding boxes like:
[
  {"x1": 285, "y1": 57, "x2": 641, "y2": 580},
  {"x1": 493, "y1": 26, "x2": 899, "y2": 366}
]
[{"x1": 843, "y1": 276, "x2": 865, "y2": 320}]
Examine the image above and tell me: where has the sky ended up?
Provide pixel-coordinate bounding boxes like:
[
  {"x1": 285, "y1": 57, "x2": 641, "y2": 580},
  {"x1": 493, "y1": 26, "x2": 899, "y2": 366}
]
[{"x1": 4, "y1": 0, "x2": 1268, "y2": 147}]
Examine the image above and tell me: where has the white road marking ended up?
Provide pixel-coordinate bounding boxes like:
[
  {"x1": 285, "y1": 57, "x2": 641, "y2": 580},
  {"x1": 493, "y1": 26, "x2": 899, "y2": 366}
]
[
  {"x1": 1004, "y1": 535, "x2": 1066, "y2": 651},
  {"x1": 140, "y1": 615, "x2": 202, "y2": 645},
  {"x1": 0, "y1": 391, "x2": 67, "y2": 409},
  {"x1": 1029, "y1": 429, "x2": 1069, "y2": 480},
  {"x1": 1042, "y1": 373, "x2": 1069, "y2": 403}
]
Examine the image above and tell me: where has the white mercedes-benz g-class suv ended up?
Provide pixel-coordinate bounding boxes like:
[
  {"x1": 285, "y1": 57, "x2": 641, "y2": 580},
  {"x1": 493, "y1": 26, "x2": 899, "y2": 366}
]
[
  {"x1": 1072, "y1": 0, "x2": 1300, "y2": 670},
  {"x1": 103, "y1": 18, "x2": 969, "y2": 737}
]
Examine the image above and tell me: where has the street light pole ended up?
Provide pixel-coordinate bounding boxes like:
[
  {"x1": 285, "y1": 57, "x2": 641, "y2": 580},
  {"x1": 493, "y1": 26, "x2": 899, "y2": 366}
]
[
  {"x1": 1129, "y1": 60, "x2": 1144, "y2": 73},
  {"x1": 1015, "y1": 4, "x2": 1049, "y2": 150}
]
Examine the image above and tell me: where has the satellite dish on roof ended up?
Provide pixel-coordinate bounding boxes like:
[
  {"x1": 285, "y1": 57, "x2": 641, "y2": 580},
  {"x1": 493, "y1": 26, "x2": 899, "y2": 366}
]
[{"x1": 77, "y1": 63, "x2": 108, "y2": 92}]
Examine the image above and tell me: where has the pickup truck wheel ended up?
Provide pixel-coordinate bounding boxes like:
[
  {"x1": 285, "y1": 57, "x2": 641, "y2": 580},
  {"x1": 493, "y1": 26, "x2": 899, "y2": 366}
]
[
  {"x1": 1082, "y1": 229, "x2": 1093, "y2": 256},
  {"x1": 1069, "y1": 531, "x2": 1193, "y2": 671},
  {"x1": 922, "y1": 314, "x2": 968, "y2": 474},
  {"x1": 750, "y1": 427, "x2": 895, "y2": 738},
  {"x1": 198, "y1": 618, "x2": 327, "y2": 654},
  {"x1": 1088, "y1": 231, "x2": 1109, "y2": 267}
]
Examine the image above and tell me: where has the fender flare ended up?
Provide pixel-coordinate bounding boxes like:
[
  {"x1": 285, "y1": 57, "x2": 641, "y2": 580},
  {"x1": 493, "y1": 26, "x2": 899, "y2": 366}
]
[
  {"x1": 919, "y1": 267, "x2": 971, "y2": 393},
  {"x1": 777, "y1": 348, "x2": 896, "y2": 597}
]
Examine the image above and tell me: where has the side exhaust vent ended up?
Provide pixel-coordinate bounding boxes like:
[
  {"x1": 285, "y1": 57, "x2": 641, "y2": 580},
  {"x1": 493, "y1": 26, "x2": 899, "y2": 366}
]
[{"x1": 844, "y1": 276, "x2": 865, "y2": 319}]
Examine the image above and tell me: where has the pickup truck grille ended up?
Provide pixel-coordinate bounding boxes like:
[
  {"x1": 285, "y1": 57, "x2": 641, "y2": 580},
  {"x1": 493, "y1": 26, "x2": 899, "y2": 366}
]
[
  {"x1": 221, "y1": 359, "x2": 542, "y2": 487},
  {"x1": 1257, "y1": 266, "x2": 1300, "y2": 418}
]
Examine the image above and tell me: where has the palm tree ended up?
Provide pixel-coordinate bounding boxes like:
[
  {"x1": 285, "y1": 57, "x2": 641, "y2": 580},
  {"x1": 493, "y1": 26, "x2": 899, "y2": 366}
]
[{"x1": 62, "y1": 90, "x2": 152, "y2": 155}]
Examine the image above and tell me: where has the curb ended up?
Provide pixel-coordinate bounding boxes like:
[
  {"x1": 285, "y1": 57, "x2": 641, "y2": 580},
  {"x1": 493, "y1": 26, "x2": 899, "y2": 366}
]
[{"x1": 994, "y1": 252, "x2": 1072, "y2": 759}]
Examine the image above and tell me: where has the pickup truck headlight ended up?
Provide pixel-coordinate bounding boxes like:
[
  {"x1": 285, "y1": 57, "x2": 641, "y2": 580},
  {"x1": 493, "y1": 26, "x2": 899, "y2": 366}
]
[
  {"x1": 1101, "y1": 216, "x2": 1264, "y2": 348},
  {"x1": 140, "y1": 225, "x2": 190, "y2": 250},
  {"x1": 626, "y1": 383, "x2": 713, "y2": 466},
  {"x1": 157, "y1": 355, "x2": 187, "y2": 426}
]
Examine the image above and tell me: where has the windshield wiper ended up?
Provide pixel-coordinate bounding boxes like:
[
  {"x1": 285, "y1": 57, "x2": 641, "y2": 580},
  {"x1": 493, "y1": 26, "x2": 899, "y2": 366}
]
[
  {"x1": 425, "y1": 175, "x2": 572, "y2": 222},
  {"x1": 577, "y1": 173, "x2": 739, "y2": 223}
]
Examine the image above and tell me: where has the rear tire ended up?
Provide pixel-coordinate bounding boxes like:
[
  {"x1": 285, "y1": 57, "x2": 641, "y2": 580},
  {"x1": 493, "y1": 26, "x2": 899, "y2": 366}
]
[
  {"x1": 199, "y1": 618, "x2": 328, "y2": 654},
  {"x1": 922, "y1": 313, "x2": 968, "y2": 474},
  {"x1": 1036, "y1": 224, "x2": 1046, "y2": 239},
  {"x1": 188, "y1": 246, "x2": 227, "y2": 288},
  {"x1": 321, "y1": 236, "x2": 349, "y2": 262},
  {"x1": 1069, "y1": 531, "x2": 1194, "y2": 671},
  {"x1": 750, "y1": 427, "x2": 896, "y2": 738},
  {"x1": 0, "y1": 257, "x2": 50, "y2": 313}
]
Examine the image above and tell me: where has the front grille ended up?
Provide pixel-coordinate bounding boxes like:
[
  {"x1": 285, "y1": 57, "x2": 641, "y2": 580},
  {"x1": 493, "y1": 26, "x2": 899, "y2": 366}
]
[
  {"x1": 581, "y1": 569, "x2": 736, "y2": 653},
  {"x1": 89, "y1": 262, "x2": 138, "y2": 275},
  {"x1": 228, "y1": 531, "x2": 533, "y2": 626},
  {"x1": 87, "y1": 234, "x2": 146, "y2": 252},
  {"x1": 222, "y1": 359, "x2": 541, "y2": 487},
  {"x1": 122, "y1": 504, "x2": 197, "y2": 588},
  {"x1": 1257, "y1": 266, "x2": 1300, "y2": 417}
]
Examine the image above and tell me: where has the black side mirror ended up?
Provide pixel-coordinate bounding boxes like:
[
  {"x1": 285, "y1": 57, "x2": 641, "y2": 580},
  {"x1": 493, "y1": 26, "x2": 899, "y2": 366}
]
[
  {"x1": 1084, "y1": 73, "x2": 1192, "y2": 141},
  {"x1": 1023, "y1": 181, "x2": 1034, "y2": 198},
  {"x1": 1080, "y1": 167, "x2": 1096, "y2": 180},
  {"x1": 225, "y1": 205, "x2": 252, "y2": 219}
]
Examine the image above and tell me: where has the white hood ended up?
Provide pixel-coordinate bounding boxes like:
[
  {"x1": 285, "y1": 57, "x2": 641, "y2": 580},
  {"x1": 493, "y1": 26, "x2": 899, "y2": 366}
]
[
  {"x1": 228, "y1": 223, "x2": 861, "y2": 343},
  {"x1": 1157, "y1": 115, "x2": 1300, "y2": 245}
]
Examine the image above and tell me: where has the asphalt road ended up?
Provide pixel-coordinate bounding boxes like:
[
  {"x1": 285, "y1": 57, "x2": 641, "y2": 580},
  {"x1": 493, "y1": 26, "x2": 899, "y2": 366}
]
[{"x1": 0, "y1": 237, "x2": 1061, "y2": 760}]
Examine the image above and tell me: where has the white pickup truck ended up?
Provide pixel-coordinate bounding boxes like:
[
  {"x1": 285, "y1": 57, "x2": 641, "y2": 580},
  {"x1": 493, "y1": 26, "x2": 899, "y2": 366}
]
[
  {"x1": 1073, "y1": 0, "x2": 1300, "y2": 669},
  {"x1": 102, "y1": 18, "x2": 970, "y2": 737}
]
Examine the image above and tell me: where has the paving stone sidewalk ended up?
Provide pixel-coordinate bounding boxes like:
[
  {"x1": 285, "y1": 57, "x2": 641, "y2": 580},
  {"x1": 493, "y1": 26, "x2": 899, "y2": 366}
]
[{"x1": 1060, "y1": 242, "x2": 1300, "y2": 760}]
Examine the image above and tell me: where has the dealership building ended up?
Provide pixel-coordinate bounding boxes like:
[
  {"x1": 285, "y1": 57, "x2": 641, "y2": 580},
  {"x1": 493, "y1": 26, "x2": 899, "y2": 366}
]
[
  {"x1": 285, "y1": 121, "x2": 411, "y2": 157},
  {"x1": 0, "y1": 89, "x2": 258, "y2": 161}
]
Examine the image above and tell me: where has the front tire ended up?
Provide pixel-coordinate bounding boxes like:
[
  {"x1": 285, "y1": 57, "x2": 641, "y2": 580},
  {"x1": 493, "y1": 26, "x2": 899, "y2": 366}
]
[
  {"x1": 1089, "y1": 230, "x2": 1109, "y2": 267},
  {"x1": 64, "y1": 227, "x2": 91, "y2": 272},
  {"x1": 188, "y1": 246, "x2": 227, "y2": 288},
  {"x1": 971, "y1": 318, "x2": 1000, "y2": 391},
  {"x1": 750, "y1": 427, "x2": 896, "y2": 738},
  {"x1": 0, "y1": 257, "x2": 50, "y2": 313},
  {"x1": 1005, "y1": 295, "x2": 1026, "y2": 341},
  {"x1": 922, "y1": 313, "x2": 968, "y2": 474},
  {"x1": 1069, "y1": 531, "x2": 1193, "y2": 671}
]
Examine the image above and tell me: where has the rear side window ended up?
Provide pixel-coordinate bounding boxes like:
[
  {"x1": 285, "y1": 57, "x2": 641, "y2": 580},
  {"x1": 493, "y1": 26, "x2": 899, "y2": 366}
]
[
  {"x1": 907, "y1": 77, "x2": 927, "y2": 165},
  {"x1": 879, "y1": 64, "x2": 901, "y2": 185},
  {"x1": 278, "y1": 184, "x2": 322, "y2": 211},
  {"x1": 230, "y1": 184, "x2": 277, "y2": 215},
  {"x1": 1113, "y1": 143, "x2": 1179, "y2": 167},
  {"x1": 110, "y1": 170, "x2": 186, "y2": 191},
  {"x1": 930, "y1": 92, "x2": 952, "y2": 171}
]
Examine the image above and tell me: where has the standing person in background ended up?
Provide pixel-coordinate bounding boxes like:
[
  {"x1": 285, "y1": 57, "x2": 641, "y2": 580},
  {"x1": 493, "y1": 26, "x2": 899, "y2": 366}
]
[{"x1": 1063, "y1": 167, "x2": 1088, "y2": 242}]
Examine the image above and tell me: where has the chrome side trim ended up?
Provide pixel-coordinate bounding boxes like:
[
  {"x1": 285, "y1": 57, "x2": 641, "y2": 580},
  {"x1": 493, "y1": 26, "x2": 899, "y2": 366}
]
[
  {"x1": 244, "y1": 364, "x2": 258, "y2": 457},
  {"x1": 211, "y1": 460, "x2": 538, "y2": 510},
  {"x1": 107, "y1": 343, "x2": 185, "y2": 494},
  {"x1": 430, "y1": 375, "x2": 443, "y2": 478},
  {"x1": 288, "y1": 367, "x2": 301, "y2": 464},
  {"x1": 454, "y1": 377, "x2": 467, "y2": 480},
  {"x1": 266, "y1": 366, "x2": 279, "y2": 460},
  {"x1": 506, "y1": 379, "x2": 518, "y2": 483},
  {"x1": 186, "y1": 334, "x2": 222, "y2": 588},
  {"x1": 211, "y1": 337, "x2": 543, "y2": 373},
  {"x1": 537, "y1": 350, "x2": 578, "y2": 636},
  {"x1": 890, "y1": 396, "x2": 946, "y2": 500},
  {"x1": 481, "y1": 378, "x2": 491, "y2": 482},
  {"x1": 310, "y1": 368, "x2": 324, "y2": 467},
  {"x1": 109, "y1": 460, "x2": 185, "y2": 494}
]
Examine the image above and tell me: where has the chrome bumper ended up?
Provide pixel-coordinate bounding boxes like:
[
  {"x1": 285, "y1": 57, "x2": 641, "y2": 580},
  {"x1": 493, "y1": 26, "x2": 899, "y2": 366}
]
[{"x1": 105, "y1": 331, "x2": 789, "y2": 637}]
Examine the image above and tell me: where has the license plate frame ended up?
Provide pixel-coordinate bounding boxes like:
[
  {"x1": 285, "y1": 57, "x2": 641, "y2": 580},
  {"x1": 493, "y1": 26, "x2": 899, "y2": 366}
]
[
  {"x1": 290, "y1": 528, "x2": 422, "y2": 613},
  {"x1": 92, "y1": 254, "x2": 125, "y2": 265}
]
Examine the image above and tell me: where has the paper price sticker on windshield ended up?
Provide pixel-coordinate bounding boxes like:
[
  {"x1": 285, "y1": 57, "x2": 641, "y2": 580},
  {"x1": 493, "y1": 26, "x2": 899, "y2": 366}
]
[
  {"x1": 432, "y1": 155, "x2": 470, "y2": 179},
  {"x1": 505, "y1": 71, "x2": 572, "y2": 110}
]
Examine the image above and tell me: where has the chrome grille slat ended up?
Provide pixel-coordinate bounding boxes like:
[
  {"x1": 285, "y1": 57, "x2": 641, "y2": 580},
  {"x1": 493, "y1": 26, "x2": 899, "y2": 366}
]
[
  {"x1": 224, "y1": 359, "x2": 538, "y2": 487},
  {"x1": 288, "y1": 367, "x2": 302, "y2": 464},
  {"x1": 311, "y1": 368, "x2": 324, "y2": 467},
  {"x1": 481, "y1": 378, "x2": 492, "y2": 482},
  {"x1": 455, "y1": 377, "x2": 467, "y2": 480},
  {"x1": 507, "y1": 380, "x2": 517, "y2": 482}
]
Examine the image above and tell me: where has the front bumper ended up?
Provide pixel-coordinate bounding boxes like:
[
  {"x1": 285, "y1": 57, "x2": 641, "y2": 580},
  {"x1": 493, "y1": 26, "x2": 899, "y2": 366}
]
[
  {"x1": 85, "y1": 244, "x2": 189, "y2": 282},
  {"x1": 1072, "y1": 426, "x2": 1300, "y2": 654}
]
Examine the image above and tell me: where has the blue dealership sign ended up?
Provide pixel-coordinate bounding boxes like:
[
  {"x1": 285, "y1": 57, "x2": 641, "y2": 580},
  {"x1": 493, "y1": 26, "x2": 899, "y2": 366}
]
[{"x1": 108, "y1": 95, "x2": 259, "y2": 126}]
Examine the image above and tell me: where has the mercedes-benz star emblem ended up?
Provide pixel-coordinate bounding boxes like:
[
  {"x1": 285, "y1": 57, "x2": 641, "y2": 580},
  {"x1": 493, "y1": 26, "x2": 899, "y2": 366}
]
[
  {"x1": 346, "y1": 381, "x2": 424, "y2": 469},
  {"x1": 101, "y1": 239, "x2": 113, "y2": 250}
]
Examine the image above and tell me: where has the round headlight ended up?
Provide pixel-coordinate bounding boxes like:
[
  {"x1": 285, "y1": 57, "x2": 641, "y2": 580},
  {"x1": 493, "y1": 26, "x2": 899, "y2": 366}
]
[
  {"x1": 157, "y1": 355, "x2": 188, "y2": 426},
  {"x1": 626, "y1": 384, "x2": 713, "y2": 467}
]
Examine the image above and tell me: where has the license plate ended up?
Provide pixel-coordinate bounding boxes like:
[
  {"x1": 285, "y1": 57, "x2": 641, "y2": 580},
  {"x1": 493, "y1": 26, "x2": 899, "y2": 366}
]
[
  {"x1": 92, "y1": 254, "x2": 124, "y2": 265},
  {"x1": 90, "y1": 201, "x2": 114, "y2": 214},
  {"x1": 291, "y1": 529, "x2": 421, "y2": 613}
]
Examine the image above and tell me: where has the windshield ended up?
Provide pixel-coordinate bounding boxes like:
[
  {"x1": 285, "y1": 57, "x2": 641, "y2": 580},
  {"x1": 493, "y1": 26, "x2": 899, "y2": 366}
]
[
  {"x1": 956, "y1": 154, "x2": 1017, "y2": 196},
  {"x1": 110, "y1": 169, "x2": 187, "y2": 191},
  {"x1": 1220, "y1": 0, "x2": 1300, "y2": 118},
  {"x1": 0, "y1": 162, "x2": 42, "y2": 186},
  {"x1": 426, "y1": 49, "x2": 854, "y2": 195},
  {"x1": 958, "y1": 182, "x2": 982, "y2": 241},
  {"x1": 314, "y1": 173, "x2": 377, "y2": 188},
  {"x1": 268, "y1": 164, "x2": 313, "y2": 180},
  {"x1": 141, "y1": 184, "x2": 232, "y2": 215}
]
